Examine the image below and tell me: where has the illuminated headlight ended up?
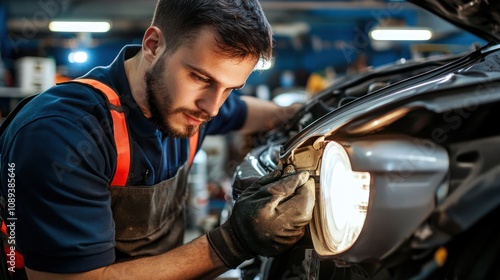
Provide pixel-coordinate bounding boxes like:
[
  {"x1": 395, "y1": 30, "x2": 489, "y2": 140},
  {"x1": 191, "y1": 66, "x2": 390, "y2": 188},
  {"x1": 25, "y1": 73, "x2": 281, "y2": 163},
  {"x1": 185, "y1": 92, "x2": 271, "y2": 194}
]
[
  {"x1": 310, "y1": 135, "x2": 449, "y2": 262},
  {"x1": 315, "y1": 141, "x2": 370, "y2": 254}
]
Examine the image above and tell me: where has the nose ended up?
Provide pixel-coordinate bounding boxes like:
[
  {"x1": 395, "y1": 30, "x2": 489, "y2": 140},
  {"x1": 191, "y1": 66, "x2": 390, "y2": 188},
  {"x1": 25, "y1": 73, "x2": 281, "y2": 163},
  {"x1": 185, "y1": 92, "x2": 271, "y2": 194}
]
[{"x1": 196, "y1": 87, "x2": 227, "y2": 118}]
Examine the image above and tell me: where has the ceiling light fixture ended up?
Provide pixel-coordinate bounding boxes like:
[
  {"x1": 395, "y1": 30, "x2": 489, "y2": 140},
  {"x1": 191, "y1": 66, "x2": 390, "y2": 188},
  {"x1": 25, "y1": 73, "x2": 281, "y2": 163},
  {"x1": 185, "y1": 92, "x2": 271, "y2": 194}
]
[
  {"x1": 49, "y1": 21, "x2": 111, "y2": 33},
  {"x1": 370, "y1": 28, "x2": 433, "y2": 41}
]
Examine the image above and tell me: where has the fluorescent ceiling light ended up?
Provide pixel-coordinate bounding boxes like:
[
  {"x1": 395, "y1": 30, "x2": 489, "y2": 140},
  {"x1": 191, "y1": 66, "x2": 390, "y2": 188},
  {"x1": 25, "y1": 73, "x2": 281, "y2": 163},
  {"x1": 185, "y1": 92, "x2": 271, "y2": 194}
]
[
  {"x1": 272, "y1": 22, "x2": 310, "y2": 37},
  {"x1": 49, "y1": 21, "x2": 111, "y2": 33},
  {"x1": 370, "y1": 28, "x2": 432, "y2": 41}
]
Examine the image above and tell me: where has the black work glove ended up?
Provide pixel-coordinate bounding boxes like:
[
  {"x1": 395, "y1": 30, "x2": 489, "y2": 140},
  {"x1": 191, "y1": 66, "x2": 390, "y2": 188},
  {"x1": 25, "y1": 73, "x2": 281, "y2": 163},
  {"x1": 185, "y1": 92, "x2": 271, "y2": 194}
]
[{"x1": 207, "y1": 165, "x2": 315, "y2": 269}]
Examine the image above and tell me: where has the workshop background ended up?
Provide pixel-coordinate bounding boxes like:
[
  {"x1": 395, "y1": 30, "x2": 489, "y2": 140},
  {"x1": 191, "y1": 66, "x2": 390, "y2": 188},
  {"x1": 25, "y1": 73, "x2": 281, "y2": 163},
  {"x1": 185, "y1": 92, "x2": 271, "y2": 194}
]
[{"x1": 0, "y1": 1, "x2": 486, "y2": 278}]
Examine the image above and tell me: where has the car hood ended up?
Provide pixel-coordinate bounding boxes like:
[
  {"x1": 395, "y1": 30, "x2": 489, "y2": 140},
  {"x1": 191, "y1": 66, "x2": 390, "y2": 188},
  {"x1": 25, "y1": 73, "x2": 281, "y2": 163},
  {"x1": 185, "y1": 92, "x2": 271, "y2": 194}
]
[{"x1": 409, "y1": 0, "x2": 500, "y2": 43}]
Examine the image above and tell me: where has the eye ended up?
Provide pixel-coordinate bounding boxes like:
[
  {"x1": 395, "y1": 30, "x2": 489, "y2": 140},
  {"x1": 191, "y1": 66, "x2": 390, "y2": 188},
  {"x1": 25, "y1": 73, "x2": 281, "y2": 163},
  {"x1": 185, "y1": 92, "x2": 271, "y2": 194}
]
[{"x1": 193, "y1": 73, "x2": 210, "y2": 84}]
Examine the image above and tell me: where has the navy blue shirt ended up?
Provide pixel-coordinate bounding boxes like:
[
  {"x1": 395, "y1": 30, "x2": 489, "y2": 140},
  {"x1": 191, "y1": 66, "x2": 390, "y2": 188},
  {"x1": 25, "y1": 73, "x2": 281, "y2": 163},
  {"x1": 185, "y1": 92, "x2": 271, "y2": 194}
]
[{"x1": 0, "y1": 45, "x2": 248, "y2": 273}]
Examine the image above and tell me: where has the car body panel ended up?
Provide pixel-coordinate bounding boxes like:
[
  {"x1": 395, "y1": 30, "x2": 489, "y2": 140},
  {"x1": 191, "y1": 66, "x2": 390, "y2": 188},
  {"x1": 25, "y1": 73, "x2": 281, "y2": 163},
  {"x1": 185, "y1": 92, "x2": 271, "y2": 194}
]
[{"x1": 409, "y1": 0, "x2": 500, "y2": 43}]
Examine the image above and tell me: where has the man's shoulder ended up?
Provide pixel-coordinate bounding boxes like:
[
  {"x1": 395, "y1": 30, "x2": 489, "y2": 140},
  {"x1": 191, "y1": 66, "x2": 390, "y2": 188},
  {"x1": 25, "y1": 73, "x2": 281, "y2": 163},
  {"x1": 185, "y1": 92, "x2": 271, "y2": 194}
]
[
  {"x1": 18, "y1": 82, "x2": 109, "y2": 125},
  {"x1": 0, "y1": 81, "x2": 114, "y2": 152}
]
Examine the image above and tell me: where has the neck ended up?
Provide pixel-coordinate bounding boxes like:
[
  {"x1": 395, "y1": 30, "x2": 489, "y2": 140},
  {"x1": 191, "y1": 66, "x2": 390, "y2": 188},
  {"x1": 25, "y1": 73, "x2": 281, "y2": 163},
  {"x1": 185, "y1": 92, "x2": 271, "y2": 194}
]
[{"x1": 124, "y1": 51, "x2": 151, "y2": 118}]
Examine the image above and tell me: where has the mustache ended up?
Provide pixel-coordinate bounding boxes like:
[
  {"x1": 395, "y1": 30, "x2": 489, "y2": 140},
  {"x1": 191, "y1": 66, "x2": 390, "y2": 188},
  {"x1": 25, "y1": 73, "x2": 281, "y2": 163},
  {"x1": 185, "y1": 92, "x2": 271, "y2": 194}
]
[{"x1": 174, "y1": 108, "x2": 213, "y2": 122}]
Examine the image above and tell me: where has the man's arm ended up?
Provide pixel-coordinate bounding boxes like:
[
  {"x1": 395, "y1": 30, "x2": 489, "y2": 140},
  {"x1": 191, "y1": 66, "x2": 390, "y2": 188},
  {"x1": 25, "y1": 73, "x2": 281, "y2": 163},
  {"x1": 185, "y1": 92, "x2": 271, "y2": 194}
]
[
  {"x1": 239, "y1": 96, "x2": 302, "y2": 134},
  {"x1": 26, "y1": 167, "x2": 315, "y2": 280},
  {"x1": 27, "y1": 235, "x2": 227, "y2": 280}
]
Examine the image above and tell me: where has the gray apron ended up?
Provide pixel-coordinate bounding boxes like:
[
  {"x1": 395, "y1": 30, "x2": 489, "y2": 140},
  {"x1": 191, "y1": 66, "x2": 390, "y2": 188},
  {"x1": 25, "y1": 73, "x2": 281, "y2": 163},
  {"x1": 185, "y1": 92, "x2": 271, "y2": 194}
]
[{"x1": 109, "y1": 163, "x2": 190, "y2": 261}]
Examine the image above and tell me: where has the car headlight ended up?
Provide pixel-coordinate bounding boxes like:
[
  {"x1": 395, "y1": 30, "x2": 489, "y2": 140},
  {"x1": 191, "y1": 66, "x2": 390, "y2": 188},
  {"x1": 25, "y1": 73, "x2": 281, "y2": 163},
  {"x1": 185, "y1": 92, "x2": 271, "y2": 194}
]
[
  {"x1": 310, "y1": 135, "x2": 449, "y2": 263},
  {"x1": 318, "y1": 141, "x2": 370, "y2": 254}
]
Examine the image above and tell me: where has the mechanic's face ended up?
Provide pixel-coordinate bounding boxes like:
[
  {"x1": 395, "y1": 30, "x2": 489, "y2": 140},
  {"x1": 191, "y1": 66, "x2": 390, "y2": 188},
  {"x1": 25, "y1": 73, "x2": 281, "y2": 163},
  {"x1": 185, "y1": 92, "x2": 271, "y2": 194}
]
[{"x1": 145, "y1": 28, "x2": 257, "y2": 138}]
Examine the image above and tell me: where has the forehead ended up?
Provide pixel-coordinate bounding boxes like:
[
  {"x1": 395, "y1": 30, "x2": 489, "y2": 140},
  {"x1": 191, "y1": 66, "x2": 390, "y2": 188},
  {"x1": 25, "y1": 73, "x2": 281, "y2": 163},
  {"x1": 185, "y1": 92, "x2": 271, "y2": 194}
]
[{"x1": 172, "y1": 27, "x2": 258, "y2": 87}]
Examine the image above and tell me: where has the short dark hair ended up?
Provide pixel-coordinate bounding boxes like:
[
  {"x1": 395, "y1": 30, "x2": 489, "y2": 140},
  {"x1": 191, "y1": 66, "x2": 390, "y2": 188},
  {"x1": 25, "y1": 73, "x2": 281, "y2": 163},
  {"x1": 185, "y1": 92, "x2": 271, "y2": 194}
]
[{"x1": 151, "y1": 0, "x2": 273, "y2": 60}]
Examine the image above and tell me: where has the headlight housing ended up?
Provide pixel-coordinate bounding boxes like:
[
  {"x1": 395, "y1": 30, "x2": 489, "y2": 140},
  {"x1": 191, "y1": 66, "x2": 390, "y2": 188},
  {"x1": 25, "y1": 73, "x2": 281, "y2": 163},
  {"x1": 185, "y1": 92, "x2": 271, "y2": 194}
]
[
  {"x1": 310, "y1": 135, "x2": 449, "y2": 263},
  {"x1": 315, "y1": 141, "x2": 370, "y2": 254}
]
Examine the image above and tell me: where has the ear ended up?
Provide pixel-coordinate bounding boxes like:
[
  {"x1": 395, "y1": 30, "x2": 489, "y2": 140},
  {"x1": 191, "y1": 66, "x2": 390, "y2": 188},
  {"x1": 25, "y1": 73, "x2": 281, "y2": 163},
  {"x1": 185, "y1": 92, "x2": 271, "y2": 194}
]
[{"x1": 142, "y1": 26, "x2": 164, "y2": 63}]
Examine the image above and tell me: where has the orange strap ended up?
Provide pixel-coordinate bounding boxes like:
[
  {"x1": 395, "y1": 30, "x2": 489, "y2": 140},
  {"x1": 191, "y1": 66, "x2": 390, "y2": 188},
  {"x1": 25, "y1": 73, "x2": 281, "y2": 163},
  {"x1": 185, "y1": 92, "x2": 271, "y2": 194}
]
[
  {"x1": 189, "y1": 131, "x2": 200, "y2": 167},
  {"x1": 74, "y1": 79, "x2": 131, "y2": 187},
  {"x1": 0, "y1": 220, "x2": 6, "y2": 236}
]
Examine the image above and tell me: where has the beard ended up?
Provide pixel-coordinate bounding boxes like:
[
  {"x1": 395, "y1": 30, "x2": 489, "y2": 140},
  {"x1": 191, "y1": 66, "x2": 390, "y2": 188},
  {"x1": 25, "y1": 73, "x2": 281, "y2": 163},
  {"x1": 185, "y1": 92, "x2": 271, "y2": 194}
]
[{"x1": 145, "y1": 55, "x2": 211, "y2": 138}]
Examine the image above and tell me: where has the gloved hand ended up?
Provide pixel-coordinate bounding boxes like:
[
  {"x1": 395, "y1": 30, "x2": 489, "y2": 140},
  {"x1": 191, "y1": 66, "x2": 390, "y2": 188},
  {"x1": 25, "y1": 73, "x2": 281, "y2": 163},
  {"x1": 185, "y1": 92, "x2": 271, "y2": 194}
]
[{"x1": 207, "y1": 165, "x2": 315, "y2": 269}]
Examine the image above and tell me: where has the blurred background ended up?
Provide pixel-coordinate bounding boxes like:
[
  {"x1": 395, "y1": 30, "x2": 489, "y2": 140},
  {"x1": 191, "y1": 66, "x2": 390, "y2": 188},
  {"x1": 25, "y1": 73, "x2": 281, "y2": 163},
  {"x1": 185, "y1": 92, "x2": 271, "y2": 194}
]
[{"x1": 0, "y1": 0, "x2": 484, "y2": 95}]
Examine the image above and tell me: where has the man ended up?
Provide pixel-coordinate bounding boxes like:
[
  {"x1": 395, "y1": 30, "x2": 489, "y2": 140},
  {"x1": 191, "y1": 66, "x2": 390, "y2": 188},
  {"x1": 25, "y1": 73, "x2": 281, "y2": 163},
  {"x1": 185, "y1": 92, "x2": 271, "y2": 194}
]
[{"x1": 0, "y1": 0, "x2": 315, "y2": 279}]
